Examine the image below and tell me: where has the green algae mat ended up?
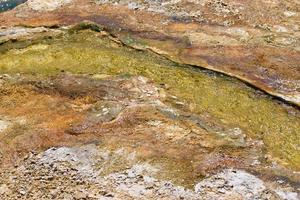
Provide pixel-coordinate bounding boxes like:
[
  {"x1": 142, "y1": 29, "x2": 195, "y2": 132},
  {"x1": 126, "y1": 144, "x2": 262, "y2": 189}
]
[{"x1": 0, "y1": 30, "x2": 299, "y2": 172}]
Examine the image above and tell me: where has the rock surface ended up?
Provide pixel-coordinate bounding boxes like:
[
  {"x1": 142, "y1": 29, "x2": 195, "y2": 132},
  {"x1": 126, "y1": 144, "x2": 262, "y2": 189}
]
[
  {"x1": 25, "y1": 0, "x2": 72, "y2": 11},
  {"x1": 0, "y1": 72, "x2": 298, "y2": 199},
  {"x1": 0, "y1": 119, "x2": 9, "y2": 132},
  {"x1": 0, "y1": 1, "x2": 299, "y2": 199},
  {"x1": 0, "y1": 144, "x2": 298, "y2": 199},
  {"x1": 0, "y1": 0, "x2": 299, "y2": 105}
]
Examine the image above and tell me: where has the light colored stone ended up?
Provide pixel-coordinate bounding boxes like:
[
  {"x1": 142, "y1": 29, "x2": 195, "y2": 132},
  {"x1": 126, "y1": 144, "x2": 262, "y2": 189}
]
[
  {"x1": 26, "y1": 0, "x2": 73, "y2": 11},
  {"x1": 274, "y1": 25, "x2": 288, "y2": 33},
  {"x1": 275, "y1": 190, "x2": 299, "y2": 200},
  {"x1": 195, "y1": 169, "x2": 274, "y2": 200},
  {"x1": 0, "y1": 119, "x2": 10, "y2": 132},
  {"x1": 284, "y1": 11, "x2": 297, "y2": 17},
  {"x1": 0, "y1": 184, "x2": 11, "y2": 195}
]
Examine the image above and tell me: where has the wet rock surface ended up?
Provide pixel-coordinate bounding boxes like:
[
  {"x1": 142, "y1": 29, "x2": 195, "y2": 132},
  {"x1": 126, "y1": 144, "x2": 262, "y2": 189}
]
[
  {"x1": 1, "y1": 30, "x2": 299, "y2": 170},
  {"x1": 0, "y1": 0, "x2": 299, "y2": 105},
  {"x1": 0, "y1": 72, "x2": 299, "y2": 199},
  {"x1": 0, "y1": 0, "x2": 300, "y2": 199}
]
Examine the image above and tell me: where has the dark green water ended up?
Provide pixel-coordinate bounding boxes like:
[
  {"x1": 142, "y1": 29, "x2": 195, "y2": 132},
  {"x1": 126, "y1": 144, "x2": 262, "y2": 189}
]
[{"x1": 0, "y1": 0, "x2": 26, "y2": 12}]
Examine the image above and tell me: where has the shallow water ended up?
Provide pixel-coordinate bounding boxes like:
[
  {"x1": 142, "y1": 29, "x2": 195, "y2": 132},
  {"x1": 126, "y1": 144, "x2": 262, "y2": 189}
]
[
  {"x1": 0, "y1": 0, "x2": 26, "y2": 12},
  {"x1": 0, "y1": 30, "x2": 299, "y2": 170}
]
